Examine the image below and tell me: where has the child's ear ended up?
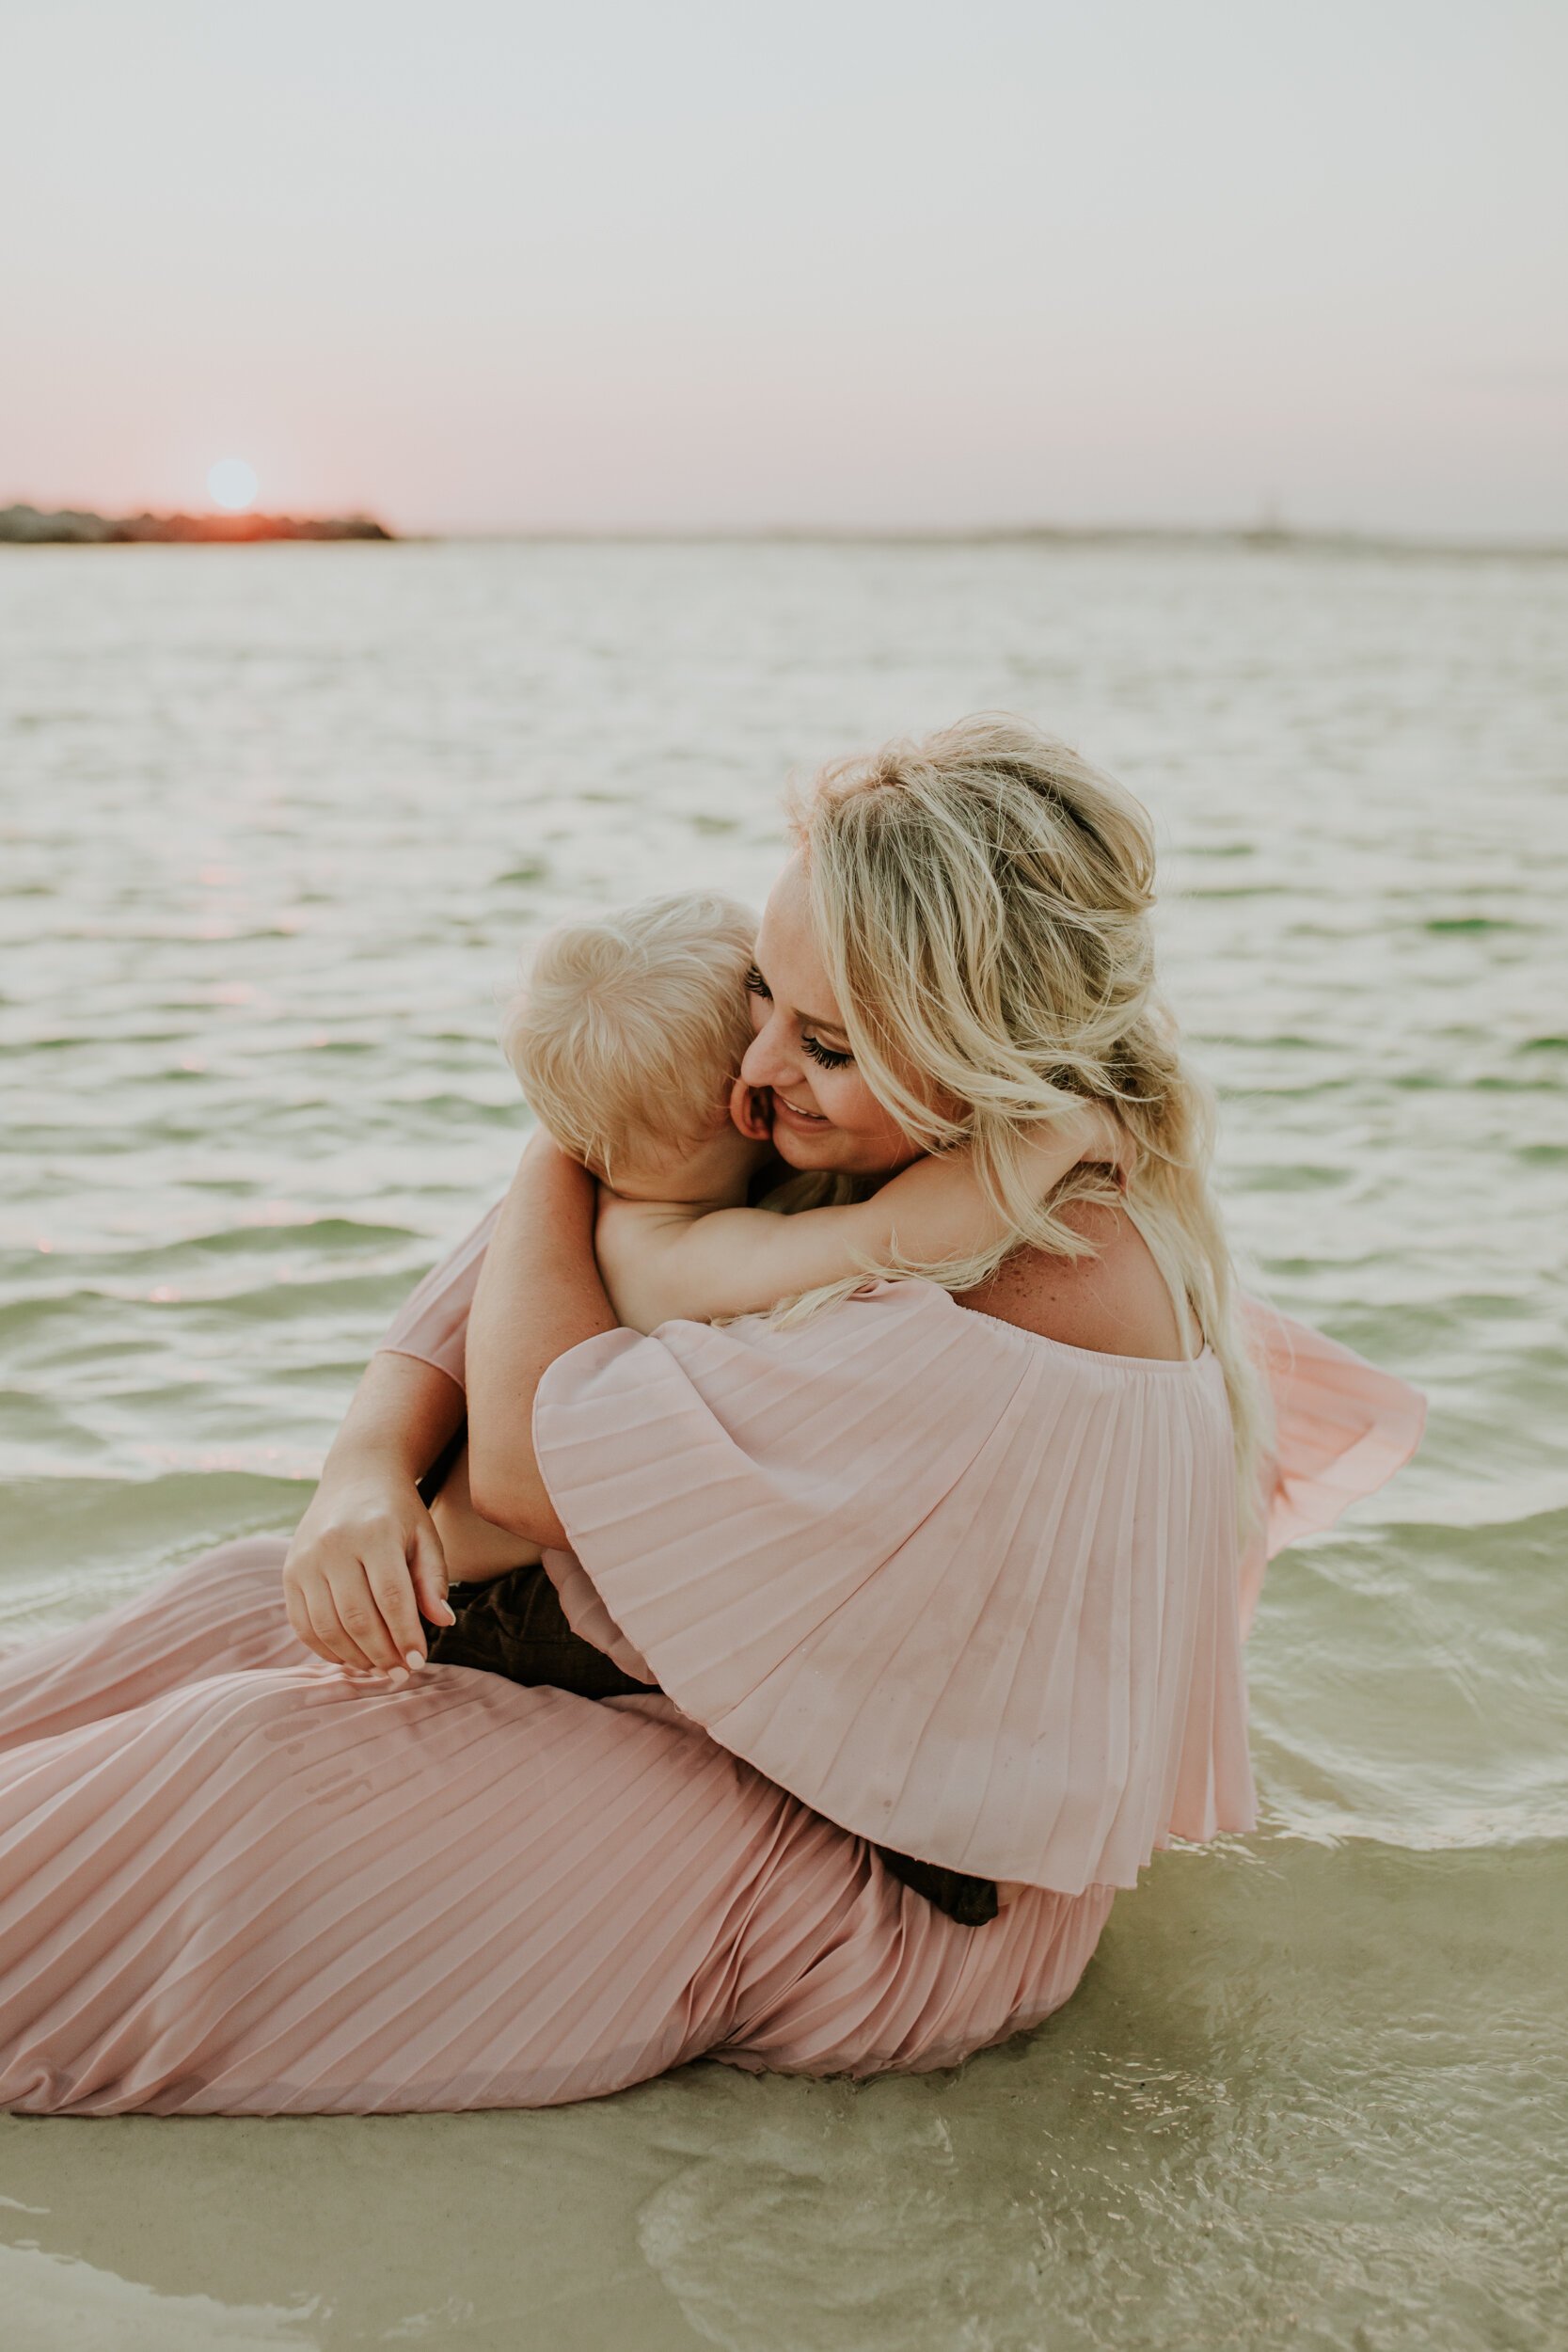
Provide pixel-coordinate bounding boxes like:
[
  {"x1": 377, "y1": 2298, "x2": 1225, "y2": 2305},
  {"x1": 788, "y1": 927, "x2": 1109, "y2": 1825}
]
[{"x1": 730, "y1": 1080, "x2": 774, "y2": 1143}]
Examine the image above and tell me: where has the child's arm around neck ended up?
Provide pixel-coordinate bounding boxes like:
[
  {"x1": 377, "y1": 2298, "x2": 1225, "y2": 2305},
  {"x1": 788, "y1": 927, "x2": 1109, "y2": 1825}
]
[{"x1": 596, "y1": 1103, "x2": 1127, "y2": 1335}]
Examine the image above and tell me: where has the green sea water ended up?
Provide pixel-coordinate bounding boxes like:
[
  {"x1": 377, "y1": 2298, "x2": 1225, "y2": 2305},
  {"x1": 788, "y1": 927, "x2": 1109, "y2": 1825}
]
[{"x1": 1, "y1": 539, "x2": 1563, "y2": 2349}]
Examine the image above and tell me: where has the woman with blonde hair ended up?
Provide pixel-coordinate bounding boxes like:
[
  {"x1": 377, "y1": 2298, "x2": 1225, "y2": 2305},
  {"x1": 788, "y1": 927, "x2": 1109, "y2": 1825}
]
[{"x1": 0, "y1": 718, "x2": 1421, "y2": 2115}]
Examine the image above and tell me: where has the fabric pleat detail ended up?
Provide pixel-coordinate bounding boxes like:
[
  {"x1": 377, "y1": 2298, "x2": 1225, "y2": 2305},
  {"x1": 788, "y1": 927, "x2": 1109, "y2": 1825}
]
[
  {"x1": 0, "y1": 1542, "x2": 1112, "y2": 2115},
  {"x1": 1238, "y1": 1298, "x2": 1427, "y2": 1634},
  {"x1": 535, "y1": 1281, "x2": 1423, "y2": 1898},
  {"x1": 377, "y1": 1200, "x2": 499, "y2": 1390}
]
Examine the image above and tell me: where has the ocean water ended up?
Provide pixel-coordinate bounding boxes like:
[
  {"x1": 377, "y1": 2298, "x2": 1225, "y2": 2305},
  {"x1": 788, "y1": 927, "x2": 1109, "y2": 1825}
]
[{"x1": 0, "y1": 538, "x2": 1563, "y2": 2351}]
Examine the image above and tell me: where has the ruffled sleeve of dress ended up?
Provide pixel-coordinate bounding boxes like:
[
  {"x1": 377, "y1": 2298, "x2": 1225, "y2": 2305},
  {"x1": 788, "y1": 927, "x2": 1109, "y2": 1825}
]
[
  {"x1": 1239, "y1": 1300, "x2": 1427, "y2": 1636},
  {"x1": 374, "y1": 1202, "x2": 499, "y2": 1391},
  {"x1": 534, "y1": 1279, "x2": 1281, "y2": 1897}
]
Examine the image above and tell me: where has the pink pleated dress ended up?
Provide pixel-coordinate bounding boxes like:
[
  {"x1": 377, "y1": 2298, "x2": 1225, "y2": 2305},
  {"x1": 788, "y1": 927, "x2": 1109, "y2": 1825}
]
[{"x1": 0, "y1": 1215, "x2": 1423, "y2": 2116}]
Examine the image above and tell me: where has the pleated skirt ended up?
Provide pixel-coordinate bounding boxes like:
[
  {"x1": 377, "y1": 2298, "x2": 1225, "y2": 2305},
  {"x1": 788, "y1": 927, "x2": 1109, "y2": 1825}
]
[{"x1": 0, "y1": 1540, "x2": 1114, "y2": 2116}]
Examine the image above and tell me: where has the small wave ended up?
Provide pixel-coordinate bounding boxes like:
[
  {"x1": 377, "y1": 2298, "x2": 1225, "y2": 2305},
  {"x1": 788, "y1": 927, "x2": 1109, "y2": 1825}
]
[
  {"x1": 87, "y1": 1218, "x2": 419, "y2": 1269},
  {"x1": 0, "y1": 1470, "x2": 306, "y2": 1601},
  {"x1": 1423, "y1": 914, "x2": 1527, "y2": 934}
]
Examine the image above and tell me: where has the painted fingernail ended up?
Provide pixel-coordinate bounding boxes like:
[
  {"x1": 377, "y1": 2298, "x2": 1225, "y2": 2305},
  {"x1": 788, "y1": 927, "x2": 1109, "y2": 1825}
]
[{"x1": 404, "y1": 1649, "x2": 425, "y2": 1672}]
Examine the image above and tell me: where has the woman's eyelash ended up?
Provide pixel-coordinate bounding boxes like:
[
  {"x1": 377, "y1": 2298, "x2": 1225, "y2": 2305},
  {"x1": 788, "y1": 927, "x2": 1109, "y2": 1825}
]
[{"x1": 747, "y1": 966, "x2": 851, "y2": 1068}]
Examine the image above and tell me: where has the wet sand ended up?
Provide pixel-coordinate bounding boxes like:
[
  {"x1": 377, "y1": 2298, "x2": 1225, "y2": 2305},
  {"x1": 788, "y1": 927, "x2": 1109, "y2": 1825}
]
[{"x1": 5, "y1": 1838, "x2": 1560, "y2": 2346}]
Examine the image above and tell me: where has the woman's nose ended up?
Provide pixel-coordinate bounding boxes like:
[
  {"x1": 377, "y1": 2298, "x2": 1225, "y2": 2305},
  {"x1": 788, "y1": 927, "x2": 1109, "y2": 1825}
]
[{"x1": 740, "y1": 1015, "x2": 796, "y2": 1090}]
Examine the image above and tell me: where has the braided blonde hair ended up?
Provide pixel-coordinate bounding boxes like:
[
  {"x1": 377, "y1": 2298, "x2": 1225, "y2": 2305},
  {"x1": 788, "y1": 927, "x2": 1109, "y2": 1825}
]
[{"x1": 796, "y1": 713, "x2": 1268, "y2": 1518}]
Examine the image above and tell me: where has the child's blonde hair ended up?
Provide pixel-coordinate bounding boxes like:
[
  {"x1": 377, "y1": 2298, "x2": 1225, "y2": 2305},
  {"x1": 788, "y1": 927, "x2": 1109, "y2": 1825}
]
[{"x1": 501, "y1": 891, "x2": 759, "y2": 1176}]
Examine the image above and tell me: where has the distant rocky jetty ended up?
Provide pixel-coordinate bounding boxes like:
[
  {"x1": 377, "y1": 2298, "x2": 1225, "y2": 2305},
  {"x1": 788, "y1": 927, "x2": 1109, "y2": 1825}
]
[{"x1": 0, "y1": 503, "x2": 394, "y2": 545}]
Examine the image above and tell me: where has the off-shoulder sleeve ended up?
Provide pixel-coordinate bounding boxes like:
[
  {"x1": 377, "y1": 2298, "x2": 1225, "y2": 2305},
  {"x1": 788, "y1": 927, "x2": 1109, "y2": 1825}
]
[
  {"x1": 533, "y1": 1280, "x2": 1259, "y2": 1896},
  {"x1": 374, "y1": 1201, "x2": 500, "y2": 1391},
  {"x1": 1239, "y1": 1301, "x2": 1427, "y2": 1636}
]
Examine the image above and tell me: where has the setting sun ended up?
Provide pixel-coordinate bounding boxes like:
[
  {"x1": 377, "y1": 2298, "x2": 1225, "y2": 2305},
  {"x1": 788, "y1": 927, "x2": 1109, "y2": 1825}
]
[{"x1": 207, "y1": 456, "x2": 259, "y2": 513}]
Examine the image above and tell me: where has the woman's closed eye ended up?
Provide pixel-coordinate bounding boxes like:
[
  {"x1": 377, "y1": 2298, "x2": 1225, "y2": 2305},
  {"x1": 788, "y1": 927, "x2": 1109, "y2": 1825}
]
[{"x1": 748, "y1": 966, "x2": 853, "y2": 1069}]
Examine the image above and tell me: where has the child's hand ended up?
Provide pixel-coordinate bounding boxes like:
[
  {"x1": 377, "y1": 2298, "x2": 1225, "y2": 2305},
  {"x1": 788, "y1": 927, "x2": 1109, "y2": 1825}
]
[
  {"x1": 1071, "y1": 1100, "x2": 1134, "y2": 1187},
  {"x1": 1015, "y1": 1101, "x2": 1132, "y2": 1197}
]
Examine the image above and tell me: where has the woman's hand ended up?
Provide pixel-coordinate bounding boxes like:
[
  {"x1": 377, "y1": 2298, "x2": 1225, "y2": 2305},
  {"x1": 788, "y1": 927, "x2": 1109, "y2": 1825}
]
[
  {"x1": 282, "y1": 1347, "x2": 464, "y2": 1673},
  {"x1": 283, "y1": 1463, "x2": 455, "y2": 1674}
]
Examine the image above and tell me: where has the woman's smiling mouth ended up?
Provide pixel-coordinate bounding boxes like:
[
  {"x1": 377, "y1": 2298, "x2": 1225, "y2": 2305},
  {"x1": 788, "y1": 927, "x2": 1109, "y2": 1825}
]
[{"x1": 774, "y1": 1093, "x2": 830, "y2": 1126}]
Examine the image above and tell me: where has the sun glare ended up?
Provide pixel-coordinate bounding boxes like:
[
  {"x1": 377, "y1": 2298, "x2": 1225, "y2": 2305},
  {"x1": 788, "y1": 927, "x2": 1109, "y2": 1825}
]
[{"x1": 207, "y1": 457, "x2": 260, "y2": 513}]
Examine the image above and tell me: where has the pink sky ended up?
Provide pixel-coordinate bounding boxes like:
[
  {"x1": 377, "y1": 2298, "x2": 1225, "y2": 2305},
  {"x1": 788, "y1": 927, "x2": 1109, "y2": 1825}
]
[{"x1": 3, "y1": 0, "x2": 1564, "y2": 538}]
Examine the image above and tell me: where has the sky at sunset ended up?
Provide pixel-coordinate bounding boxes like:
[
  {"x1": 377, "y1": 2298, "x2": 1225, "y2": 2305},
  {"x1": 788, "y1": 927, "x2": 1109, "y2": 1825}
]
[{"x1": 3, "y1": 0, "x2": 1564, "y2": 538}]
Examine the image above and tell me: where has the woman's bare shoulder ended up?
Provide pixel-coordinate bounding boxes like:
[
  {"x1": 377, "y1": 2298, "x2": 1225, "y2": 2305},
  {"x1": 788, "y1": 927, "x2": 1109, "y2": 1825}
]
[{"x1": 955, "y1": 1200, "x2": 1188, "y2": 1361}]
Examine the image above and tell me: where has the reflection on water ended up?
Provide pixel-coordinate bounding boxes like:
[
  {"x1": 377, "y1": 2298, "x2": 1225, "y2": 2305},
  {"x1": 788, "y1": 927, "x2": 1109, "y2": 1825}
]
[{"x1": 2, "y1": 541, "x2": 1564, "y2": 2349}]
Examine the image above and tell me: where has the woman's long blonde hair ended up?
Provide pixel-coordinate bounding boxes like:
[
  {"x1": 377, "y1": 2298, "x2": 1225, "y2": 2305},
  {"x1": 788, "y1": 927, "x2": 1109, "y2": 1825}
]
[{"x1": 793, "y1": 713, "x2": 1268, "y2": 1519}]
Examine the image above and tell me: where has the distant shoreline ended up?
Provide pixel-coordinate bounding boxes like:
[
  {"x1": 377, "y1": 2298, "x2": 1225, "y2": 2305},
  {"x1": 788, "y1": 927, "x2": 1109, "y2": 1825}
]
[
  {"x1": 439, "y1": 522, "x2": 1568, "y2": 561},
  {"x1": 3, "y1": 505, "x2": 1561, "y2": 561},
  {"x1": 0, "y1": 503, "x2": 394, "y2": 545}
]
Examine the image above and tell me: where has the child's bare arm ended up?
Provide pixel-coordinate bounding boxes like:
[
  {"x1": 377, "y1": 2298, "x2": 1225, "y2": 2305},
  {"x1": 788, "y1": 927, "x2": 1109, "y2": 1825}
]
[{"x1": 599, "y1": 1104, "x2": 1127, "y2": 1332}]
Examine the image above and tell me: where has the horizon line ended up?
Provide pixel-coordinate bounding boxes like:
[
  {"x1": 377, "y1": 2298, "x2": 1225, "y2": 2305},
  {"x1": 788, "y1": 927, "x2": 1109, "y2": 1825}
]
[
  {"x1": 434, "y1": 520, "x2": 1568, "y2": 560},
  {"x1": 4, "y1": 500, "x2": 1566, "y2": 562}
]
